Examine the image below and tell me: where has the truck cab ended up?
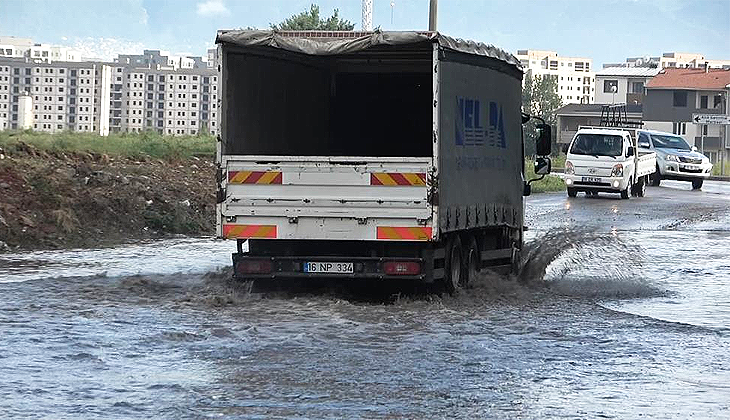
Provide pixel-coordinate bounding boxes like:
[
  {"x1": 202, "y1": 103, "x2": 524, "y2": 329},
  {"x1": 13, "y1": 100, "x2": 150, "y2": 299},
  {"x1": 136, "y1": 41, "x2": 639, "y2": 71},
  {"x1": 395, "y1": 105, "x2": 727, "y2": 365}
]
[{"x1": 563, "y1": 127, "x2": 656, "y2": 198}]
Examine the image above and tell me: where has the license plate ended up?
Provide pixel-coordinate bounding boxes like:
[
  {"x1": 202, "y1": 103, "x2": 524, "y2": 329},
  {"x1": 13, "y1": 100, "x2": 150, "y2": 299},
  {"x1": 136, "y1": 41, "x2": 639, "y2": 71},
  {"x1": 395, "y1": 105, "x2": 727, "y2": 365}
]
[
  {"x1": 581, "y1": 177, "x2": 601, "y2": 183},
  {"x1": 304, "y1": 262, "x2": 354, "y2": 274}
]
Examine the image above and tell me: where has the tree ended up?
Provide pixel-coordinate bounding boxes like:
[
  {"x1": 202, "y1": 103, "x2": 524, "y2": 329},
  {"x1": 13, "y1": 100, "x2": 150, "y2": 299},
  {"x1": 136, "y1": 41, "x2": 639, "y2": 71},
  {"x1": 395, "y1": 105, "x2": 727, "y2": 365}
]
[
  {"x1": 271, "y1": 4, "x2": 355, "y2": 31},
  {"x1": 522, "y1": 74, "x2": 563, "y2": 156}
]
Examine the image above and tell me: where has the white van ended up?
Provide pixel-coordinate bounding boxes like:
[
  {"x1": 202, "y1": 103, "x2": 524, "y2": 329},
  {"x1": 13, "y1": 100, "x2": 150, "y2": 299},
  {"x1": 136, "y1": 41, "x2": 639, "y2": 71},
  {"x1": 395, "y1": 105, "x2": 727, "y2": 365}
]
[{"x1": 563, "y1": 127, "x2": 656, "y2": 198}]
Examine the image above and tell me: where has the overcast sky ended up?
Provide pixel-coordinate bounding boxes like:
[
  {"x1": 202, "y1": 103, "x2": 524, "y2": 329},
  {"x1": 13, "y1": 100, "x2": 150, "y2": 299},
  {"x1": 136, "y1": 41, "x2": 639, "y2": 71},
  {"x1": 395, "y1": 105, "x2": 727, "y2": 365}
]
[{"x1": 1, "y1": 0, "x2": 728, "y2": 66}]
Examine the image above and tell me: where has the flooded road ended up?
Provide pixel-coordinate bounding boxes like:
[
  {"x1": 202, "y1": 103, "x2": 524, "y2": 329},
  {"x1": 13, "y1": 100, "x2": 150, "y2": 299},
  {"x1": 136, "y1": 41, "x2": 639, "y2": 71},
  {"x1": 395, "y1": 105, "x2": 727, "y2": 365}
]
[{"x1": 1, "y1": 184, "x2": 729, "y2": 419}]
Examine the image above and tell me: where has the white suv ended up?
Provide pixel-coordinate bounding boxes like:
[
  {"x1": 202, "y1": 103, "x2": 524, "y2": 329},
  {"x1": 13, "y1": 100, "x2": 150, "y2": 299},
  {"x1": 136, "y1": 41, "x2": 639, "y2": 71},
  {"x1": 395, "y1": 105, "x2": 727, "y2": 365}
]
[{"x1": 637, "y1": 130, "x2": 713, "y2": 190}]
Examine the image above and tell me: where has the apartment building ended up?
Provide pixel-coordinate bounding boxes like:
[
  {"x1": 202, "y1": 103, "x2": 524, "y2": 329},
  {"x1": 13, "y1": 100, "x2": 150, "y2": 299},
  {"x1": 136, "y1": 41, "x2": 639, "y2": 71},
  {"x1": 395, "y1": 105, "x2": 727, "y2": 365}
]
[
  {"x1": 516, "y1": 49, "x2": 595, "y2": 104},
  {"x1": 594, "y1": 67, "x2": 660, "y2": 105},
  {"x1": 207, "y1": 48, "x2": 220, "y2": 70},
  {"x1": 0, "y1": 55, "x2": 218, "y2": 136},
  {"x1": 108, "y1": 66, "x2": 218, "y2": 135},
  {"x1": 604, "y1": 52, "x2": 730, "y2": 70},
  {"x1": 0, "y1": 58, "x2": 111, "y2": 134},
  {"x1": 0, "y1": 36, "x2": 81, "y2": 63},
  {"x1": 116, "y1": 50, "x2": 210, "y2": 71}
]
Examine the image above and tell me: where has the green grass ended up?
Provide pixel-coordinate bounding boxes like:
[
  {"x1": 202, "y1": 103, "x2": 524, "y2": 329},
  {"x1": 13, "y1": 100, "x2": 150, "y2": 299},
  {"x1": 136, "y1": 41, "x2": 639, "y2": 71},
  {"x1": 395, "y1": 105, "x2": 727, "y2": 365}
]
[
  {"x1": 550, "y1": 154, "x2": 566, "y2": 169},
  {"x1": 0, "y1": 130, "x2": 216, "y2": 160},
  {"x1": 712, "y1": 161, "x2": 728, "y2": 177},
  {"x1": 525, "y1": 157, "x2": 565, "y2": 193}
]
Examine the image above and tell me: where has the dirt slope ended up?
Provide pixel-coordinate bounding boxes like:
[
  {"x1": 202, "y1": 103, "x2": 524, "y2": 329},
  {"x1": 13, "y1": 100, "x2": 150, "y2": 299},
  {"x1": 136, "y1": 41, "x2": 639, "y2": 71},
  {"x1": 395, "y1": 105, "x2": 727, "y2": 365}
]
[{"x1": 0, "y1": 143, "x2": 216, "y2": 251}]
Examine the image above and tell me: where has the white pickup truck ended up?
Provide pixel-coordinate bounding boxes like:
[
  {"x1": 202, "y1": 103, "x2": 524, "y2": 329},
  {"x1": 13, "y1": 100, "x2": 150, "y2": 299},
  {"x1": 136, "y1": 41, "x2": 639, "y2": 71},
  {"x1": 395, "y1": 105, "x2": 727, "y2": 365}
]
[{"x1": 563, "y1": 127, "x2": 656, "y2": 198}]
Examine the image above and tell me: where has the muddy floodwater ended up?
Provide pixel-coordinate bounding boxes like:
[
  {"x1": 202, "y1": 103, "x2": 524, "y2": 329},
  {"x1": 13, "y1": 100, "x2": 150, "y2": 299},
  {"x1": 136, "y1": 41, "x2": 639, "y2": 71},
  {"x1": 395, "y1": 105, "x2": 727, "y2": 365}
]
[{"x1": 1, "y1": 184, "x2": 730, "y2": 419}]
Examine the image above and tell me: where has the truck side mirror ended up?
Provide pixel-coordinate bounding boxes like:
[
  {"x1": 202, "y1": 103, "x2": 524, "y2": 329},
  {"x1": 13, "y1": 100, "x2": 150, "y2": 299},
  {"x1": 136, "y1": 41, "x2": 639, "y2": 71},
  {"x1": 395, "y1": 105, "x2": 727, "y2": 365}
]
[
  {"x1": 561, "y1": 143, "x2": 569, "y2": 154},
  {"x1": 534, "y1": 156, "x2": 551, "y2": 175},
  {"x1": 536, "y1": 123, "x2": 552, "y2": 156},
  {"x1": 627, "y1": 146, "x2": 635, "y2": 157},
  {"x1": 692, "y1": 145, "x2": 698, "y2": 152}
]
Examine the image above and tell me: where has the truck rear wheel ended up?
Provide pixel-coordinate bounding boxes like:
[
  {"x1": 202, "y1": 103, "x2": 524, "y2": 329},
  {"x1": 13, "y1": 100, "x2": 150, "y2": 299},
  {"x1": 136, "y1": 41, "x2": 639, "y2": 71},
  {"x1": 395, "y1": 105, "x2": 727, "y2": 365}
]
[
  {"x1": 464, "y1": 237, "x2": 480, "y2": 288},
  {"x1": 692, "y1": 179, "x2": 703, "y2": 190},
  {"x1": 636, "y1": 176, "x2": 646, "y2": 197},
  {"x1": 444, "y1": 235, "x2": 463, "y2": 294}
]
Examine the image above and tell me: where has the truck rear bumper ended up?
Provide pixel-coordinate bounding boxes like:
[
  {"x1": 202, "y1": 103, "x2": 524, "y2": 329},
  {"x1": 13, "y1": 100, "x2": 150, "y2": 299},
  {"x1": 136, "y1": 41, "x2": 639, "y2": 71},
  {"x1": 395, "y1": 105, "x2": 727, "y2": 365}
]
[{"x1": 232, "y1": 253, "x2": 429, "y2": 281}]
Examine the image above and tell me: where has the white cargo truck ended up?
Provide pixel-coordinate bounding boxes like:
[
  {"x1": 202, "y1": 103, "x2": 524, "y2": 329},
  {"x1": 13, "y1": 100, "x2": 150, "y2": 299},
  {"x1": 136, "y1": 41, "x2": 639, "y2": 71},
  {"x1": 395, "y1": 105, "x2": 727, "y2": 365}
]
[
  {"x1": 215, "y1": 30, "x2": 551, "y2": 292},
  {"x1": 563, "y1": 126, "x2": 656, "y2": 198}
]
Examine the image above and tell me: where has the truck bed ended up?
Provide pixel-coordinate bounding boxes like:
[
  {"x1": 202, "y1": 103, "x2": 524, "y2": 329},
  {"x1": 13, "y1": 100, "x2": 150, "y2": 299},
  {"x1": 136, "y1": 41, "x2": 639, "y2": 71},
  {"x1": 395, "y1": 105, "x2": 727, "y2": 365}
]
[{"x1": 636, "y1": 150, "x2": 657, "y2": 178}]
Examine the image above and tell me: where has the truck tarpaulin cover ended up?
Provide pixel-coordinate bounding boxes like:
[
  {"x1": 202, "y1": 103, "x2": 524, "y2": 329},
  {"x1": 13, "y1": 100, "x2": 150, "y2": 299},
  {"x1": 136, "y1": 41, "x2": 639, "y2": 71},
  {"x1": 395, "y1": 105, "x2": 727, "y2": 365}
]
[
  {"x1": 215, "y1": 30, "x2": 523, "y2": 158},
  {"x1": 215, "y1": 30, "x2": 521, "y2": 69}
]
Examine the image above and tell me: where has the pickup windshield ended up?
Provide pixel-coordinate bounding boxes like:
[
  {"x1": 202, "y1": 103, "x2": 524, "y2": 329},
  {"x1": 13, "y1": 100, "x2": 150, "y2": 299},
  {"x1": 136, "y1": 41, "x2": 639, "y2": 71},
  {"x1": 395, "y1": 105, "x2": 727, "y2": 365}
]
[
  {"x1": 650, "y1": 134, "x2": 691, "y2": 151},
  {"x1": 569, "y1": 134, "x2": 623, "y2": 157}
]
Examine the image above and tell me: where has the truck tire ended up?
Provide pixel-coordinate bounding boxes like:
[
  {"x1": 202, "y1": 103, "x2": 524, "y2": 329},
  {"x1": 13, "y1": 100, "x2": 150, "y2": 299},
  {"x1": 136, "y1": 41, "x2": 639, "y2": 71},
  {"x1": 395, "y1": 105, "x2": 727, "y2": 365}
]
[
  {"x1": 444, "y1": 235, "x2": 463, "y2": 294},
  {"x1": 636, "y1": 176, "x2": 646, "y2": 197},
  {"x1": 651, "y1": 166, "x2": 661, "y2": 186},
  {"x1": 692, "y1": 179, "x2": 703, "y2": 190},
  {"x1": 463, "y1": 236, "x2": 480, "y2": 287},
  {"x1": 567, "y1": 187, "x2": 577, "y2": 197},
  {"x1": 621, "y1": 178, "x2": 631, "y2": 199}
]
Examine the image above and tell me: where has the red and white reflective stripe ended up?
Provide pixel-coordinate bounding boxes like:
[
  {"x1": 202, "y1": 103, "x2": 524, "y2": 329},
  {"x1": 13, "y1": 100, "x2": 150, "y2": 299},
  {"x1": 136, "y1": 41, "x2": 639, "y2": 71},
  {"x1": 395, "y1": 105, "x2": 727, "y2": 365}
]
[
  {"x1": 370, "y1": 172, "x2": 426, "y2": 186},
  {"x1": 228, "y1": 171, "x2": 282, "y2": 184},
  {"x1": 376, "y1": 226, "x2": 432, "y2": 241},
  {"x1": 223, "y1": 224, "x2": 277, "y2": 239}
]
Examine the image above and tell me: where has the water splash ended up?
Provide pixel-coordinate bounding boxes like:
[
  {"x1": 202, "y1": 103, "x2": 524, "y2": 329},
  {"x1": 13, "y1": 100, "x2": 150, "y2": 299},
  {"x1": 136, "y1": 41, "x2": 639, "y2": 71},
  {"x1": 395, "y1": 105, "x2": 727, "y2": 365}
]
[{"x1": 519, "y1": 228, "x2": 665, "y2": 300}]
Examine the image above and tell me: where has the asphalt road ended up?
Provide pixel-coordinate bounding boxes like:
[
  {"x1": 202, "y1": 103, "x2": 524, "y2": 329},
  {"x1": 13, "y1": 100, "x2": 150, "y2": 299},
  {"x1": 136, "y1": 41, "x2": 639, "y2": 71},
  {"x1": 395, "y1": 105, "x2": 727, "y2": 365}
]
[{"x1": 530, "y1": 178, "x2": 730, "y2": 234}]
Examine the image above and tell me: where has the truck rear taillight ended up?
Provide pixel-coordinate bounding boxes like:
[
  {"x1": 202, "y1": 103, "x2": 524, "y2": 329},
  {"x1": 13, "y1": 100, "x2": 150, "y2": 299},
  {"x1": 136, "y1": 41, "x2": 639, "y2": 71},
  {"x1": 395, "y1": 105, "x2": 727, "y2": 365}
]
[
  {"x1": 383, "y1": 261, "x2": 421, "y2": 275},
  {"x1": 236, "y1": 259, "x2": 273, "y2": 274}
]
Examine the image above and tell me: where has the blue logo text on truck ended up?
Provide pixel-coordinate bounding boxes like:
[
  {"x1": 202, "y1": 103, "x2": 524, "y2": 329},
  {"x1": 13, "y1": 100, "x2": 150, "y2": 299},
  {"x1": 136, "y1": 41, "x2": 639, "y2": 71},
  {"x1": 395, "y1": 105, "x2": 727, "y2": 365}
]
[{"x1": 455, "y1": 97, "x2": 506, "y2": 148}]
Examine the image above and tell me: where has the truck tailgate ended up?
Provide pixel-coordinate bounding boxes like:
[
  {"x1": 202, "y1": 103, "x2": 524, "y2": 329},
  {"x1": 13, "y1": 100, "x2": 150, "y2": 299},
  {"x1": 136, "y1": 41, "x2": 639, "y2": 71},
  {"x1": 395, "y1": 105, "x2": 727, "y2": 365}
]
[{"x1": 219, "y1": 156, "x2": 434, "y2": 241}]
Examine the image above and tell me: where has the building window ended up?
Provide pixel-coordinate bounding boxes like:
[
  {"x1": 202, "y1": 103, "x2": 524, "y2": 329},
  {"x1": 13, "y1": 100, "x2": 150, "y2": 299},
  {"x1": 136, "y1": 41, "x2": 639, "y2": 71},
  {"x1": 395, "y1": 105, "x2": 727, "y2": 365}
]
[
  {"x1": 673, "y1": 91, "x2": 687, "y2": 107},
  {"x1": 700, "y1": 95, "x2": 708, "y2": 109},
  {"x1": 631, "y1": 82, "x2": 644, "y2": 94},
  {"x1": 714, "y1": 95, "x2": 722, "y2": 108},
  {"x1": 672, "y1": 122, "x2": 687, "y2": 135},
  {"x1": 703, "y1": 125, "x2": 708, "y2": 135}
]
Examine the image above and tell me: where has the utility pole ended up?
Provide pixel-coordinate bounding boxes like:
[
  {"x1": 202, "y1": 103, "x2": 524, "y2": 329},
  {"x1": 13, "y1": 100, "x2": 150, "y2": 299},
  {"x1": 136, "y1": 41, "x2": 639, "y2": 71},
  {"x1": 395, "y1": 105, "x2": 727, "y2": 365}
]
[
  {"x1": 429, "y1": 0, "x2": 438, "y2": 31},
  {"x1": 362, "y1": 0, "x2": 373, "y2": 31}
]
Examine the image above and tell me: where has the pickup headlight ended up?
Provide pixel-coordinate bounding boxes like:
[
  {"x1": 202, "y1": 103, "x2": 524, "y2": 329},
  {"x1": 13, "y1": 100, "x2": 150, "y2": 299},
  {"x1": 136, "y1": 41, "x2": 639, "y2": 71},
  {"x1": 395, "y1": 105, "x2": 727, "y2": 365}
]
[
  {"x1": 611, "y1": 163, "x2": 624, "y2": 177},
  {"x1": 565, "y1": 161, "x2": 575, "y2": 175},
  {"x1": 666, "y1": 155, "x2": 679, "y2": 162}
]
